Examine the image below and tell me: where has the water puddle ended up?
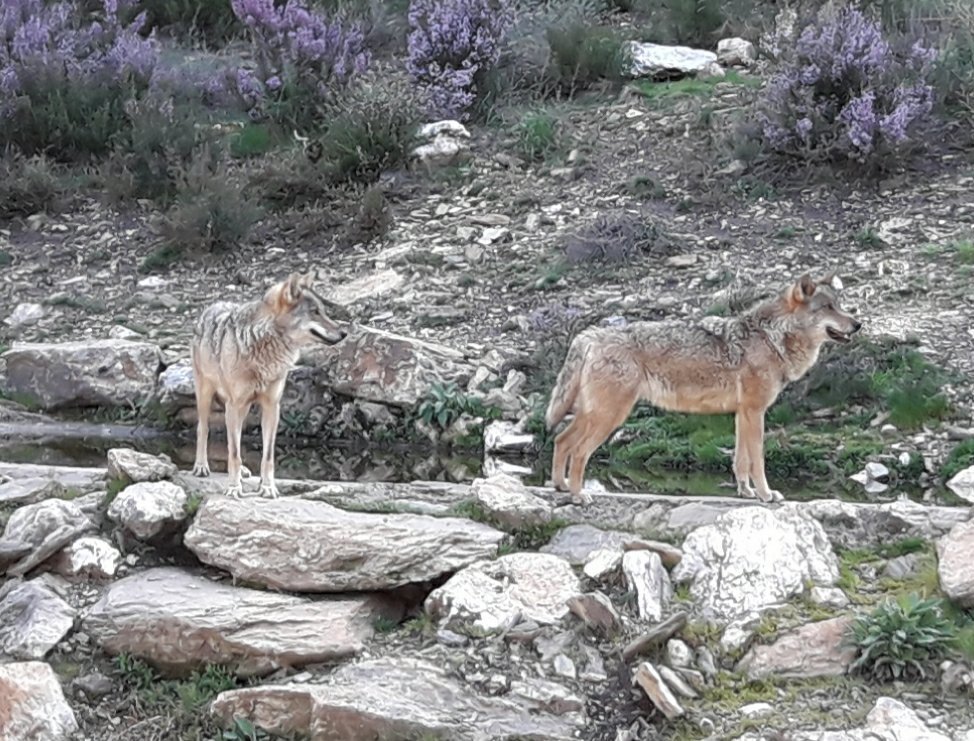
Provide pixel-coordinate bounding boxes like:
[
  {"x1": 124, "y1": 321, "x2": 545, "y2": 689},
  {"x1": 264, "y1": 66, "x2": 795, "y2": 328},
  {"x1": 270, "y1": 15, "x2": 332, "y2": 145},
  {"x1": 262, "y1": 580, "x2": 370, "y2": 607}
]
[{"x1": 0, "y1": 420, "x2": 926, "y2": 503}]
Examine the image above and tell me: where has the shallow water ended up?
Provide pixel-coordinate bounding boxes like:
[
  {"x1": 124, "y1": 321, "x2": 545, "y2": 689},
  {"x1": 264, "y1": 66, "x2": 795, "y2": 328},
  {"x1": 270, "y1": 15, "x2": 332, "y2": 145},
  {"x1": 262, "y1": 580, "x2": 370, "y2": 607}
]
[{"x1": 0, "y1": 420, "x2": 923, "y2": 503}]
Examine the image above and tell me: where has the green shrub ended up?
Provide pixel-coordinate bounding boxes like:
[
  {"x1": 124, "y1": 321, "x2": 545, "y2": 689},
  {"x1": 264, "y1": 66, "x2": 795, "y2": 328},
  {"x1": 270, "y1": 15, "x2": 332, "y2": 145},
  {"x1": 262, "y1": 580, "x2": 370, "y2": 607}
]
[
  {"x1": 316, "y1": 80, "x2": 421, "y2": 185},
  {"x1": 148, "y1": 155, "x2": 258, "y2": 269},
  {"x1": 104, "y1": 96, "x2": 216, "y2": 204},
  {"x1": 848, "y1": 593, "x2": 957, "y2": 682},
  {"x1": 0, "y1": 152, "x2": 62, "y2": 219},
  {"x1": 516, "y1": 110, "x2": 562, "y2": 161},
  {"x1": 545, "y1": 21, "x2": 629, "y2": 95},
  {"x1": 135, "y1": 0, "x2": 241, "y2": 44}
]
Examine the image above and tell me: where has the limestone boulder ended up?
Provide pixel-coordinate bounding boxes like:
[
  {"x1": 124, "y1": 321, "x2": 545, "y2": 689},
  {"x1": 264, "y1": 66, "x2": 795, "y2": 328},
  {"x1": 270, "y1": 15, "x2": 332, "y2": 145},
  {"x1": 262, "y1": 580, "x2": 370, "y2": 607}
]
[
  {"x1": 304, "y1": 325, "x2": 473, "y2": 408},
  {"x1": 471, "y1": 473, "x2": 552, "y2": 530},
  {"x1": 106, "y1": 448, "x2": 177, "y2": 483},
  {"x1": 0, "y1": 580, "x2": 77, "y2": 660},
  {"x1": 736, "y1": 617, "x2": 856, "y2": 680},
  {"x1": 83, "y1": 568, "x2": 402, "y2": 676},
  {"x1": 0, "y1": 661, "x2": 78, "y2": 740},
  {"x1": 107, "y1": 481, "x2": 188, "y2": 539},
  {"x1": 426, "y1": 552, "x2": 582, "y2": 634},
  {"x1": 0, "y1": 499, "x2": 94, "y2": 577},
  {"x1": 53, "y1": 536, "x2": 121, "y2": 580},
  {"x1": 673, "y1": 504, "x2": 838, "y2": 622},
  {"x1": 627, "y1": 42, "x2": 723, "y2": 79},
  {"x1": 937, "y1": 519, "x2": 974, "y2": 607},
  {"x1": 211, "y1": 656, "x2": 577, "y2": 740},
  {"x1": 1, "y1": 339, "x2": 162, "y2": 410},
  {"x1": 184, "y1": 496, "x2": 504, "y2": 592}
]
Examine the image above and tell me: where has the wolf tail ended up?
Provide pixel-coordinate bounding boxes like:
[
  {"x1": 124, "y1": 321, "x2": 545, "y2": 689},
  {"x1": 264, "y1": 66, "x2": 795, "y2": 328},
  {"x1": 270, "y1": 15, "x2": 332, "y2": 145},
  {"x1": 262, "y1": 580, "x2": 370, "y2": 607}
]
[{"x1": 545, "y1": 336, "x2": 588, "y2": 430}]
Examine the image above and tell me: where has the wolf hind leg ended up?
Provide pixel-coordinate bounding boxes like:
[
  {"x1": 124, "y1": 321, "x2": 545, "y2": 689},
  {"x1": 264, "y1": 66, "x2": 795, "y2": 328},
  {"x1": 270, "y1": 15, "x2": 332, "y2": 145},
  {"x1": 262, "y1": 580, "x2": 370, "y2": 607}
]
[
  {"x1": 566, "y1": 383, "x2": 639, "y2": 505},
  {"x1": 552, "y1": 419, "x2": 583, "y2": 492}
]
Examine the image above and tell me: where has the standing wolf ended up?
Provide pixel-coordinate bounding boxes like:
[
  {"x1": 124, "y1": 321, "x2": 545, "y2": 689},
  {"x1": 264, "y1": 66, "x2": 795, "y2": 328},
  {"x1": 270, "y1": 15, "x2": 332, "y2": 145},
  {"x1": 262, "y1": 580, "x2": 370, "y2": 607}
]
[
  {"x1": 190, "y1": 272, "x2": 347, "y2": 498},
  {"x1": 545, "y1": 273, "x2": 862, "y2": 504}
]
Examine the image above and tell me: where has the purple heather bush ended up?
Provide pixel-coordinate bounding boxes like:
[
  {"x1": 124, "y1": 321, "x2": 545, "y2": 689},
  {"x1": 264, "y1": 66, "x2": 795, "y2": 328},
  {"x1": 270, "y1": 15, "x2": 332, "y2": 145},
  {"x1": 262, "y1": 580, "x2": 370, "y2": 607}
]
[
  {"x1": 0, "y1": 0, "x2": 160, "y2": 158},
  {"x1": 406, "y1": 0, "x2": 514, "y2": 120},
  {"x1": 759, "y1": 6, "x2": 937, "y2": 166},
  {"x1": 229, "y1": 0, "x2": 370, "y2": 129}
]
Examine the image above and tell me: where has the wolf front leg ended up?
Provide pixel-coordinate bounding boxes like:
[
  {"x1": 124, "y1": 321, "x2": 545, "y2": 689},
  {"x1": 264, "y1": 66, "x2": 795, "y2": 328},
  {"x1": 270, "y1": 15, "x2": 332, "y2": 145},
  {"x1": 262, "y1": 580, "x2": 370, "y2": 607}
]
[
  {"x1": 223, "y1": 400, "x2": 248, "y2": 499},
  {"x1": 733, "y1": 409, "x2": 758, "y2": 499},
  {"x1": 256, "y1": 381, "x2": 285, "y2": 499},
  {"x1": 745, "y1": 410, "x2": 783, "y2": 503}
]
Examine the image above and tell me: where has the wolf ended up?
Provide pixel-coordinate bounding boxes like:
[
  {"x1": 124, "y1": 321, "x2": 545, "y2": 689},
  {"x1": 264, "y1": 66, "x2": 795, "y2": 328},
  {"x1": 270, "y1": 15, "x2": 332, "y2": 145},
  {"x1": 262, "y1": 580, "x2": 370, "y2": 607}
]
[
  {"x1": 190, "y1": 272, "x2": 347, "y2": 499},
  {"x1": 545, "y1": 272, "x2": 862, "y2": 505}
]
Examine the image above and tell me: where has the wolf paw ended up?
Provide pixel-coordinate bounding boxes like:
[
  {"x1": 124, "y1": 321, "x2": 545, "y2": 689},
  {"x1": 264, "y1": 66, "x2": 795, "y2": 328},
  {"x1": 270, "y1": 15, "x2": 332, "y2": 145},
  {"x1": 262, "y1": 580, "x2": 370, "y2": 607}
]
[
  {"x1": 737, "y1": 482, "x2": 758, "y2": 499},
  {"x1": 571, "y1": 490, "x2": 593, "y2": 506},
  {"x1": 225, "y1": 485, "x2": 243, "y2": 499},
  {"x1": 191, "y1": 462, "x2": 210, "y2": 478},
  {"x1": 755, "y1": 488, "x2": 784, "y2": 503},
  {"x1": 257, "y1": 484, "x2": 279, "y2": 499}
]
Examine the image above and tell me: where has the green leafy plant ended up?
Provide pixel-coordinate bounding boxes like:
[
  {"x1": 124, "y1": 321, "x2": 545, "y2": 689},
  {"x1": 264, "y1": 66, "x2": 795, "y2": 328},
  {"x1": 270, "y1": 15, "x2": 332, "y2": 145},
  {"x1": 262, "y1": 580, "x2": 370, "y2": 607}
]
[
  {"x1": 416, "y1": 382, "x2": 498, "y2": 431},
  {"x1": 516, "y1": 110, "x2": 561, "y2": 161},
  {"x1": 848, "y1": 593, "x2": 957, "y2": 682}
]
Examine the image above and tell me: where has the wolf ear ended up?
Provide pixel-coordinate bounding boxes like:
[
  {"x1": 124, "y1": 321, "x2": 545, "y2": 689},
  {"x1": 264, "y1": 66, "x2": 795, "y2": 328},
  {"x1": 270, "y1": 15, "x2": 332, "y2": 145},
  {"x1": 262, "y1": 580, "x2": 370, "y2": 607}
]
[
  {"x1": 282, "y1": 272, "x2": 305, "y2": 305},
  {"x1": 789, "y1": 272, "x2": 816, "y2": 303}
]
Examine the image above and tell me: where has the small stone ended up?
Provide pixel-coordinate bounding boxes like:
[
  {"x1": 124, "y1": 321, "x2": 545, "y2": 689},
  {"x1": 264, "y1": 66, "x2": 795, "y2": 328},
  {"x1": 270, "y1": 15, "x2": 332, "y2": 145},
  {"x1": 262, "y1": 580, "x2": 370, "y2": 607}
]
[
  {"x1": 658, "y1": 665, "x2": 697, "y2": 699},
  {"x1": 716, "y1": 37, "x2": 757, "y2": 66},
  {"x1": 696, "y1": 646, "x2": 718, "y2": 678},
  {"x1": 73, "y1": 672, "x2": 114, "y2": 701},
  {"x1": 633, "y1": 661, "x2": 684, "y2": 720},
  {"x1": 740, "y1": 702, "x2": 774, "y2": 718},
  {"x1": 583, "y1": 548, "x2": 623, "y2": 581},
  {"x1": 665, "y1": 253, "x2": 698, "y2": 268},
  {"x1": 720, "y1": 613, "x2": 761, "y2": 654},
  {"x1": 884, "y1": 553, "x2": 921, "y2": 580},
  {"x1": 552, "y1": 654, "x2": 576, "y2": 680},
  {"x1": 946, "y1": 465, "x2": 974, "y2": 504},
  {"x1": 4, "y1": 303, "x2": 45, "y2": 329},
  {"x1": 566, "y1": 592, "x2": 623, "y2": 636},
  {"x1": 809, "y1": 586, "x2": 850, "y2": 609},
  {"x1": 509, "y1": 678, "x2": 585, "y2": 715},
  {"x1": 477, "y1": 227, "x2": 509, "y2": 246},
  {"x1": 436, "y1": 628, "x2": 468, "y2": 647},
  {"x1": 622, "y1": 611, "x2": 688, "y2": 662},
  {"x1": 666, "y1": 639, "x2": 693, "y2": 668},
  {"x1": 623, "y1": 550, "x2": 673, "y2": 622},
  {"x1": 0, "y1": 661, "x2": 78, "y2": 739}
]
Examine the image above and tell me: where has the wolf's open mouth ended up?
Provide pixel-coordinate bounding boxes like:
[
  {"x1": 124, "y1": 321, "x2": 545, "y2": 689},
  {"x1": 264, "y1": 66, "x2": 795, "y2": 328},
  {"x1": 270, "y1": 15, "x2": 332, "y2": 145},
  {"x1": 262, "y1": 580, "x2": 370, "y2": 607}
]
[{"x1": 826, "y1": 327, "x2": 852, "y2": 343}]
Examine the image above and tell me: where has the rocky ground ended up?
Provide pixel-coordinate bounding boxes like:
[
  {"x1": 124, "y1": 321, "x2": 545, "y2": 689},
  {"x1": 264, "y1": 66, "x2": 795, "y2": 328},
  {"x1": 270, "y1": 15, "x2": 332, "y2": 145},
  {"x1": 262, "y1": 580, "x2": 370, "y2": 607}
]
[
  {"x1": 1, "y1": 453, "x2": 973, "y2": 741},
  {"x1": 2, "y1": 24, "x2": 974, "y2": 741}
]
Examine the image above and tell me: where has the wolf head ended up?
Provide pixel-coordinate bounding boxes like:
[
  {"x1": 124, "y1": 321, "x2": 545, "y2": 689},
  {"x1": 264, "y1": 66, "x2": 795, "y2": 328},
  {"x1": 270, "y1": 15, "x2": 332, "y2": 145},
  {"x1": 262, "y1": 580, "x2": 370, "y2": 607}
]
[
  {"x1": 782, "y1": 272, "x2": 862, "y2": 344},
  {"x1": 263, "y1": 272, "x2": 348, "y2": 345}
]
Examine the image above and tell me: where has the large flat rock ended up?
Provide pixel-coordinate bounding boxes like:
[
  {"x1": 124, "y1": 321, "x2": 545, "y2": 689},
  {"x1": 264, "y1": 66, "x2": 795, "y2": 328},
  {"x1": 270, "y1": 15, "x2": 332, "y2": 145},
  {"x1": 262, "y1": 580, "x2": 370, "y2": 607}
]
[
  {"x1": 210, "y1": 656, "x2": 578, "y2": 740},
  {"x1": 2, "y1": 340, "x2": 163, "y2": 410},
  {"x1": 83, "y1": 567, "x2": 402, "y2": 676},
  {"x1": 183, "y1": 496, "x2": 504, "y2": 592}
]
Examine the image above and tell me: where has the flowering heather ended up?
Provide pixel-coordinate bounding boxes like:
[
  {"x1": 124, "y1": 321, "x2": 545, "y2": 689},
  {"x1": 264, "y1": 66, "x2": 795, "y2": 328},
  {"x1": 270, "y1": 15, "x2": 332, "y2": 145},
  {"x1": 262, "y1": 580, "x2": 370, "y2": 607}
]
[
  {"x1": 229, "y1": 0, "x2": 370, "y2": 126},
  {"x1": 0, "y1": 0, "x2": 159, "y2": 156},
  {"x1": 759, "y1": 6, "x2": 937, "y2": 165},
  {"x1": 407, "y1": 0, "x2": 514, "y2": 120}
]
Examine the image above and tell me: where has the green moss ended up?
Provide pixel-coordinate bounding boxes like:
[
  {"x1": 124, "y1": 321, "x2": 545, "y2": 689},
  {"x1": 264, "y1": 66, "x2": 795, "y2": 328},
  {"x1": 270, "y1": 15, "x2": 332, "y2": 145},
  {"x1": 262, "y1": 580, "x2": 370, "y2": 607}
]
[{"x1": 942, "y1": 439, "x2": 974, "y2": 480}]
